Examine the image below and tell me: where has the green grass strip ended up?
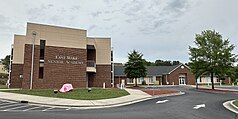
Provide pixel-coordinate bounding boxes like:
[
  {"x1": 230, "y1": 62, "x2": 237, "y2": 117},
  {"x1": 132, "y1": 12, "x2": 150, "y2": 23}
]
[
  {"x1": 1, "y1": 88, "x2": 129, "y2": 100},
  {"x1": 233, "y1": 100, "x2": 238, "y2": 107}
]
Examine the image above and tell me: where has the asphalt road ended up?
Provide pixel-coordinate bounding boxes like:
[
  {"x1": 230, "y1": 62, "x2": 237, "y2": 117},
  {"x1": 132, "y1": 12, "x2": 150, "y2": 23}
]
[{"x1": 1, "y1": 86, "x2": 238, "y2": 119}]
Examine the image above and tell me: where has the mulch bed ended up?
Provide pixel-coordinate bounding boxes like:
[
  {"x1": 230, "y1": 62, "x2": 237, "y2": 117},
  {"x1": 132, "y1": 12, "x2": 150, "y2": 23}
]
[
  {"x1": 127, "y1": 86, "x2": 145, "y2": 89},
  {"x1": 142, "y1": 90, "x2": 179, "y2": 96}
]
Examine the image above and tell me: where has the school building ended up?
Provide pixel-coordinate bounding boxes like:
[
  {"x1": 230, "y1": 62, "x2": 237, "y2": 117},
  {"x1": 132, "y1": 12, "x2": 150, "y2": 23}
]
[
  {"x1": 114, "y1": 63, "x2": 231, "y2": 86},
  {"x1": 114, "y1": 63, "x2": 196, "y2": 86},
  {"x1": 10, "y1": 23, "x2": 112, "y2": 89}
]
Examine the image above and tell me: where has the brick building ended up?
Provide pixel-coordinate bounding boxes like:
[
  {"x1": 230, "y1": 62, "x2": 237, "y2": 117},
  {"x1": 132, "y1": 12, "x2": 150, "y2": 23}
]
[
  {"x1": 114, "y1": 63, "x2": 232, "y2": 86},
  {"x1": 10, "y1": 23, "x2": 112, "y2": 89},
  {"x1": 114, "y1": 64, "x2": 196, "y2": 86}
]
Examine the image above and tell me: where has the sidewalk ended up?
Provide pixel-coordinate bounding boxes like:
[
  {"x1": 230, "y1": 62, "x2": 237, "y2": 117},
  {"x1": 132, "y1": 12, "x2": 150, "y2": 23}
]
[{"x1": 0, "y1": 88, "x2": 154, "y2": 109}]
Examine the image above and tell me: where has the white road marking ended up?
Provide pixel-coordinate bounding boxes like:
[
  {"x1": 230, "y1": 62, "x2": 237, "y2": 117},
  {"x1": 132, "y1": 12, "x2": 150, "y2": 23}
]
[
  {"x1": 0, "y1": 102, "x2": 11, "y2": 106},
  {"x1": 0, "y1": 103, "x2": 21, "y2": 109},
  {"x1": 23, "y1": 106, "x2": 42, "y2": 111},
  {"x1": 193, "y1": 104, "x2": 205, "y2": 109},
  {"x1": 42, "y1": 107, "x2": 55, "y2": 111},
  {"x1": 156, "y1": 100, "x2": 169, "y2": 104},
  {"x1": 66, "y1": 108, "x2": 71, "y2": 111},
  {"x1": 3, "y1": 105, "x2": 29, "y2": 111}
]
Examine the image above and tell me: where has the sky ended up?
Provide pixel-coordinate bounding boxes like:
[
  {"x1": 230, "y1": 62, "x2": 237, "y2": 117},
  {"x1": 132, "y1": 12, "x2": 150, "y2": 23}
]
[{"x1": 0, "y1": 0, "x2": 238, "y2": 63}]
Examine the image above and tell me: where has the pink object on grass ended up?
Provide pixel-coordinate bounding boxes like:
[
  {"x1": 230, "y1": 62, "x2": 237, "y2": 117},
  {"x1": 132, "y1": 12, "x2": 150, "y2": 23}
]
[{"x1": 59, "y1": 84, "x2": 73, "y2": 93}]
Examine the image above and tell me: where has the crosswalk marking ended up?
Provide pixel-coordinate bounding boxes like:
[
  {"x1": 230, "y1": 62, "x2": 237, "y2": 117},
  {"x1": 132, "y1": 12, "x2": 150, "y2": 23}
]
[
  {"x1": 0, "y1": 100, "x2": 73, "y2": 112},
  {"x1": 0, "y1": 103, "x2": 22, "y2": 109},
  {"x1": 23, "y1": 106, "x2": 42, "y2": 111},
  {"x1": 0, "y1": 102, "x2": 11, "y2": 106},
  {"x1": 42, "y1": 107, "x2": 55, "y2": 111},
  {"x1": 4, "y1": 105, "x2": 29, "y2": 111}
]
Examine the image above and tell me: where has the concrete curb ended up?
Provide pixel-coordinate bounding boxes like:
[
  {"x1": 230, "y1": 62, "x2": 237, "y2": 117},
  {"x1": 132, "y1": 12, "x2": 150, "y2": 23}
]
[
  {"x1": 0, "y1": 88, "x2": 20, "y2": 91},
  {"x1": 230, "y1": 100, "x2": 238, "y2": 110},
  {"x1": 223, "y1": 100, "x2": 238, "y2": 114},
  {"x1": 0, "y1": 91, "x2": 185, "y2": 109},
  {"x1": 27, "y1": 92, "x2": 185, "y2": 109},
  {"x1": 21, "y1": 97, "x2": 153, "y2": 108}
]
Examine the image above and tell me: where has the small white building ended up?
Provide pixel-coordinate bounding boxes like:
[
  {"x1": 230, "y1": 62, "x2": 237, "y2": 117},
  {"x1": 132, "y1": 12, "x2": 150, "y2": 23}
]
[{"x1": 196, "y1": 75, "x2": 231, "y2": 85}]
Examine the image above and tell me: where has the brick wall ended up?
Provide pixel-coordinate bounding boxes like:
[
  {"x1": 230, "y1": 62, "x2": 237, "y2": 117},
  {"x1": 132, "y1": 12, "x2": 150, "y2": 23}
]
[
  {"x1": 167, "y1": 66, "x2": 195, "y2": 85},
  {"x1": 114, "y1": 77, "x2": 127, "y2": 86},
  {"x1": 156, "y1": 76, "x2": 162, "y2": 85},
  {"x1": 89, "y1": 65, "x2": 111, "y2": 88},
  {"x1": 10, "y1": 64, "x2": 23, "y2": 88},
  {"x1": 22, "y1": 44, "x2": 39, "y2": 89},
  {"x1": 223, "y1": 77, "x2": 231, "y2": 84},
  {"x1": 22, "y1": 44, "x2": 87, "y2": 89}
]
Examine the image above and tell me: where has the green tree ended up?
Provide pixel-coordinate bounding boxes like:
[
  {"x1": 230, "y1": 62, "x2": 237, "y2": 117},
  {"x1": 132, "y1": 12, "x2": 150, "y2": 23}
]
[
  {"x1": 227, "y1": 65, "x2": 238, "y2": 84},
  {"x1": 125, "y1": 50, "x2": 147, "y2": 86},
  {"x1": 1, "y1": 55, "x2": 10, "y2": 73},
  {"x1": 189, "y1": 30, "x2": 237, "y2": 89}
]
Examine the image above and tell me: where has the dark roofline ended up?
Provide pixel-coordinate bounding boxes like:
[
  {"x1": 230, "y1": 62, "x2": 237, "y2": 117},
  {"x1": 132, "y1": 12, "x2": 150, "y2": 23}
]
[{"x1": 114, "y1": 63, "x2": 190, "y2": 77}]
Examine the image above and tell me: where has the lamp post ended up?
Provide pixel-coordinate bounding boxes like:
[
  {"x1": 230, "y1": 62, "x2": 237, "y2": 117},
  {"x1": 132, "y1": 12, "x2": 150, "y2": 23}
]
[
  {"x1": 7, "y1": 44, "x2": 13, "y2": 89},
  {"x1": 30, "y1": 31, "x2": 37, "y2": 90},
  {"x1": 111, "y1": 47, "x2": 114, "y2": 88}
]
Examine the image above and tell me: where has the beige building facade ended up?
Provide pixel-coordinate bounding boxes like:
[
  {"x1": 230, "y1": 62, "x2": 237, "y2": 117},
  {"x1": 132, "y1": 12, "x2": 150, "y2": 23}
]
[{"x1": 10, "y1": 23, "x2": 112, "y2": 89}]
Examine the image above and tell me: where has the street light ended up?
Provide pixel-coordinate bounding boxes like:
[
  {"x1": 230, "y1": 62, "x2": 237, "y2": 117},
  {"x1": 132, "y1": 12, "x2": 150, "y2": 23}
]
[
  {"x1": 111, "y1": 47, "x2": 114, "y2": 88},
  {"x1": 30, "y1": 31, "x2": 37, "y2": 90}
]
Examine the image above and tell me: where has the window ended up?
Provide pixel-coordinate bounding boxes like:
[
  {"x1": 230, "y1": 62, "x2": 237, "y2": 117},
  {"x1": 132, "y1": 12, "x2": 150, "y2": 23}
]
[
  {"x1": 206, "y1": 77, "x2": 211, "y2": 83},
  {"x1": 111, "y1": 50, "x2": 113, "y2": 61},
  {"x1": 39, "y1": 40, "x2": 45, "y2": 79},
  {"x1": 138, "y1": 77, "x2": 144, "y2": 84},
  {"x1": 40, "y1": 40, "x2": 45, "y2": 60},
  {"x1": 127, "y1": 78, "x2": 134, "y2": 84},
  {"x1": 39, "y1": 67, "x2": 44, "y2": 79},
  {"x1": 149, "y1": 77, "x2": 154, "y2": 83}
]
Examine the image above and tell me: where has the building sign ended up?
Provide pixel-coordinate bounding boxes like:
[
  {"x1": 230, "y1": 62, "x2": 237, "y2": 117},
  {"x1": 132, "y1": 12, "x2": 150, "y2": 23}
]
[{"x1": 48, "y1": 55, "x2": 83, "y2": 65}]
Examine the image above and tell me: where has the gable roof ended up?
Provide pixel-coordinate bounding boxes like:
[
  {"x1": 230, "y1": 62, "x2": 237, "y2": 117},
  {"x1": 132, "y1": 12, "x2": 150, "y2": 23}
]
[
  {"x1": 167, "y1": 63, "x2": 190, "y2": 74},
  {"x1": 114, "y1": 64, "x2": 186, "y2": 77}
]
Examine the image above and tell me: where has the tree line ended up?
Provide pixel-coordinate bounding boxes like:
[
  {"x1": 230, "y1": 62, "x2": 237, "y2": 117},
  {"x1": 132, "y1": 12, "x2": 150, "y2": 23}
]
[{"x1": 144, "y1": 59, "x2": 180, "y2": 66}]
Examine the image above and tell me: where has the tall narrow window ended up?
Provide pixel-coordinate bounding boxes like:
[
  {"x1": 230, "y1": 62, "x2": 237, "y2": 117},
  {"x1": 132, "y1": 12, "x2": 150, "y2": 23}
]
[
  {"x1": 39, "y1": 40, "x2": 45, "y2": 79},
  {"x1": 39, "y1": 67, "x2": 44, "y2": 79},
  {"x1": 111, "y1": 50, "x2": 113, "y2": 61},
  {"x1": 40, "y1": 40, "x2": 45, "y2": 60}
]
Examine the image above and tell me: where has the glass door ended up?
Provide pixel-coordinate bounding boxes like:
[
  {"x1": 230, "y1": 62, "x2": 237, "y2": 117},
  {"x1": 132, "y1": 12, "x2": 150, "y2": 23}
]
[{"x1": 179, "y1": 77, "x2": 186, "y2": 85}]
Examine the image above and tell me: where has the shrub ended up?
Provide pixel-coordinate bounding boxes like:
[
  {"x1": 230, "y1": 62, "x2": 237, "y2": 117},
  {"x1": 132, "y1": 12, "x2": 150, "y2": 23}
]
[
  {"x1": 221, "y1": 80, "x2": 225, "y2": 85},
  {"x1": 0, "y1": 78, "x2": 7, "y2": 85},
  {"x1": 234, "y1": 79, "x2": 238, "y2": 84},
  {"x1": 0, "y1": 73, "x2": 8, "y2": 79}
]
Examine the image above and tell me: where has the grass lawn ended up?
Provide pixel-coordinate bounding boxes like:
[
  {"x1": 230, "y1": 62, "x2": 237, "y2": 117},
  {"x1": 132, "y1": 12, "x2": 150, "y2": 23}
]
[
  {"x1": 233, "y1": 100, "x2": 238, "y2": 107},
  {"x1": 1, "y1": 88, "x2": 129, "y2": 100},
  {"x1": 0, "y1": 85, "x2": 7, "y2": 89}
]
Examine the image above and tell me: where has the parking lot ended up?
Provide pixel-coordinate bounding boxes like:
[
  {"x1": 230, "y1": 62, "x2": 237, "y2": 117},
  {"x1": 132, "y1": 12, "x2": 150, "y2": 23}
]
[{"x1": 0, "y1": 100, "x2": 71, "y2": 112}]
